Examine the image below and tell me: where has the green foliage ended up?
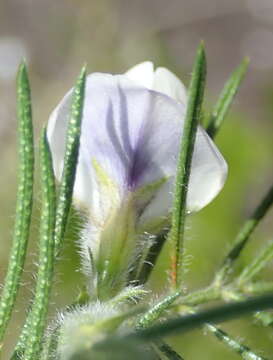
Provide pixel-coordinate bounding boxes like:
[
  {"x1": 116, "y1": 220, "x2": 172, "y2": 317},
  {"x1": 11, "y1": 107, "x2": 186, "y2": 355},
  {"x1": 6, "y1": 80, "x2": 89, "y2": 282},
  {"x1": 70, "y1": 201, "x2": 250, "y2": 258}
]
[
  {"x1": 0, "y1": 62, "x2": 34, "y2": 343},
  {"x1": 168, "y1": 43, "x2": 206, "y2": 288},
  {"x1": 205, "y1": 324, "x2": 267, "y2": 360},
  {"x1": 129, "y1": 294, "x2": 273, "y2": 342},
  {"x1": 22, "y1": 128, "x2": 56, "y2": 359},
  {"x1": 0, "y1": 45, "x2": 272, "y2": 360},
  {"x1": 54, "y1": 66, "x2": 86, "y2": 257}
]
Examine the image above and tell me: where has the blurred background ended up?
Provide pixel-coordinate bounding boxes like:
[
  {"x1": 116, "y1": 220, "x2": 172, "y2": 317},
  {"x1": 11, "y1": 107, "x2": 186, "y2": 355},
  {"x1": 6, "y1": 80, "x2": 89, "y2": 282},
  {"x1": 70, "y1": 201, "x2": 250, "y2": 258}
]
[{"x1": 0, "y1": 0, "x2": 272, "y2": 358}]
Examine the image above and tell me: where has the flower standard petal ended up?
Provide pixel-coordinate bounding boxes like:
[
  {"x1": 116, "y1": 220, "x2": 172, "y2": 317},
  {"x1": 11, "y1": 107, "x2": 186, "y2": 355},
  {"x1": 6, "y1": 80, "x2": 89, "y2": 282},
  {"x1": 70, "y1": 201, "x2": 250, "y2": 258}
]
[
  {"x1": 47, "y1": 70, "x2": 227, "y2": 298},
  {"x1": 153, "y1": 67, "x2": 187, "y2": 105},
  {"x1": 125, "y1": 61, "x2": 154, "y2": 89},
  {"x1": 125, "y1": 62, "x2": 187, "y2": 105}
]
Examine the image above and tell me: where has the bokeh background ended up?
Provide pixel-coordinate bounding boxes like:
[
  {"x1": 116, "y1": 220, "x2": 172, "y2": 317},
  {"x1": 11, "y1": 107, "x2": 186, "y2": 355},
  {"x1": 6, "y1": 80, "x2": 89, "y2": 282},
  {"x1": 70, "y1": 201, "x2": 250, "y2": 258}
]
[{"x1": 0, "y1": 0, "x2": 272, "y2": 358}]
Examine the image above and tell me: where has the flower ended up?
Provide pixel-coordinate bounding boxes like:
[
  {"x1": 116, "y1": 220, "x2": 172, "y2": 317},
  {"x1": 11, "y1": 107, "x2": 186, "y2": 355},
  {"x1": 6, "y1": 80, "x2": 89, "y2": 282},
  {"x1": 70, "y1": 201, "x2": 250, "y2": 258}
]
[{"x1": 47, "y1": 62, "x2": 227, "y2": 298}]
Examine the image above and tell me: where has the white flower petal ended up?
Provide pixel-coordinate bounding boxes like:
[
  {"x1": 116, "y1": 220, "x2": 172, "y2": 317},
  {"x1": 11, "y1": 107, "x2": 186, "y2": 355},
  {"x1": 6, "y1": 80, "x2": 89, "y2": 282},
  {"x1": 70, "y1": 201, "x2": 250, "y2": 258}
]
[
  {"x1": 153, "y1": 67, "x2": 187, "y2": 105},
  {"x1": 139, "y1": 126, "x2": 227, "y2": 227},
  {"x1": 187, "y1": 127, "x2": 228, "y2": 212},
  {"x1": 125, "y1": 61, "x2": 154, "y2": 89}
]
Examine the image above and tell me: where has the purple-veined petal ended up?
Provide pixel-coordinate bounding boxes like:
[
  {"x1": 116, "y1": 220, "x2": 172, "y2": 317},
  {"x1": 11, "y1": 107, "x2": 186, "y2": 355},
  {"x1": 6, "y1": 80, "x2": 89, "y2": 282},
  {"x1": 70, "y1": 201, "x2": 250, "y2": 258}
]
[
  {"x1": 138, "y1": 126, "x2": 228, "y2": 228},
  {"x1": 47, "y1": 72, "x2": 227, "y2": 231}
]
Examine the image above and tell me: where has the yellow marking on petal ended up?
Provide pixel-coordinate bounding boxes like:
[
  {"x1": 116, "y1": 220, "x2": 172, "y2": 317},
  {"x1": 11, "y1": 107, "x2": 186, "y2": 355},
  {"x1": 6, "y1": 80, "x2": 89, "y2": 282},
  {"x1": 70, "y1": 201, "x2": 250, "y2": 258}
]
[
  {"x1": 92, "y1": 159, "x2": 119, "y2": 193},
  {"x1": 91, "y1": 158, "x2": 121, "y2": 225}
]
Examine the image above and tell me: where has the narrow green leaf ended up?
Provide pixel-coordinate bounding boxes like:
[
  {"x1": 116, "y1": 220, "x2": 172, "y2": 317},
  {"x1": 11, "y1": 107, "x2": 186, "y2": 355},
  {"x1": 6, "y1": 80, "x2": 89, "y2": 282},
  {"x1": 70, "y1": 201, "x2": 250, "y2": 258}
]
[
  {"x1": 137, "y1": 287, "x2": 219, "y2": 330},
  {"x1": 54, "y1": 66, "x2": 86, "y2": 256},
  {"x1": 0, "y1": 62, "x2": 34, "y2": 344},
  {"x1": 136, "y1": 291, "x2": 181, "y2": 329},
  {"x1": 12, "y1": 68, "x2": 87, "y2": 358},
  {"x1": 215, "y1": 184, "x2": 273, "y2": 285},
  {"x1": 22, "y1": 128, "x2": 56, "y2": 359},
  {"x1": 168, "y1": 42, "x2": 206, "y2": 288},
  {"x1": 205, "y1": 323, "x2": 267, "y2": 360},
  {"x1": 128, "y1": 293, "x2": 273, "y2": 342},
  {"x1": 109, "y1": 286, "x2": 148, "y2": 306},
  {"x1": 206, "y1": 57, "x2": 249, "y2": 138},
  {"x1": 237, "y1": 239, "x2": 273, "y2": 286}
]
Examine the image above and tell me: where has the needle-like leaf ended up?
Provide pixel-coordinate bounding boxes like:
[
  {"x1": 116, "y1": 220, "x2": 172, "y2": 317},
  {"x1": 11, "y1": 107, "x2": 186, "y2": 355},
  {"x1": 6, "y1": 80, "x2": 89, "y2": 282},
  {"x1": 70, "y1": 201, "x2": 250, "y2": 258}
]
[
  {"x1": 168, "y1": 42, "x2": 206, "y2": 288},
  {"x1": 205, "y1": 323, "x2": 267, "y2": 360},
  {"x1": 54, "y1": 65, "x2": 86, "y2": 257},
  {"x1": 22, "y1": 128, "x2": 56, "y2": 359},
  {"x1": 12, "y1": 66, "x2": 86, "y2": 359},
  {"x1": 206, "y1": 58, "x2": 249, "y2": 138},
  {"x1": 0, "y1": 62, "x2": 34, "y2": 344}
]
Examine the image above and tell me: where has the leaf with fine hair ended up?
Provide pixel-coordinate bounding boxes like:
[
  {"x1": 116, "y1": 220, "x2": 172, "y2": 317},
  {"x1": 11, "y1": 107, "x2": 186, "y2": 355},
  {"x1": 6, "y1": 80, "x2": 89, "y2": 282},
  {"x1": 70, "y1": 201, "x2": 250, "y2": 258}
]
[
  {"x1": 12, "y1": 66, "x2": 87, "y2": 359},
  {"x1": 0, "y1": 62, "x2": 34, "y2": 344},
  {"x1": 168, "y1": 42, "x2": 206, "y2": 288},
  {"x1": 136, "y1": 291, "x2": 181, "y2": 330},
  {"x1": 215, "y1": 184, "x2": 273, "y2": 285},
  {"x1": 54, "y1": 65, "x2": 86, "y2": 257},
  {"x1": 206, "y1": 57, "x2": 249, "y2": 138},
  {"x1": 22, "y1": 127, "x2": 56, "y2": 359}
]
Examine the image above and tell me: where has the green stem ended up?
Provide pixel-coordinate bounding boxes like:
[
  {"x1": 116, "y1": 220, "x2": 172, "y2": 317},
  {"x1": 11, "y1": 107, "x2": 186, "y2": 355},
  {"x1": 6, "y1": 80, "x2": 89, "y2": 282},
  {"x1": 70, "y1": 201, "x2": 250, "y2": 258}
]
[
  {"x1": 0, "y1": 62, "x2": 34, "y2": 344},
  {"x1": 129, "y1": 293, "x2": 273, "y2": 342},
  {"x1": 139, "y1": 284, "x2": 266, "y2": 359},
  {"x1": 22, "y1": 128, "x2": 56, "y2": 360},
  {"x1": 168, "y1": 42, "x2": 206, "y2": 288},
  {"x1": 177, "y1": 287, "x2": 221, "y2": 307}
]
